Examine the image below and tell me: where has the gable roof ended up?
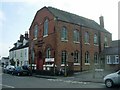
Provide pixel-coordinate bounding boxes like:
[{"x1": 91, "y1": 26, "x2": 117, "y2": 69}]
[{"x1": 46, "y1": 6, "x2": 110, "y2": 33}]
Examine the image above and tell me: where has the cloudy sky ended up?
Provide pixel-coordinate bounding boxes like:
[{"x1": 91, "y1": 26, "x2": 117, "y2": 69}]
[{"x1": 0, "y1": 0, "x2": 119, "y2": 58}]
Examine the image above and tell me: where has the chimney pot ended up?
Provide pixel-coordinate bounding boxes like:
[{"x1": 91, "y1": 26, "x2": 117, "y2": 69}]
[{"x1": 99, "y1": 16, "x2": 104, "y2": 28}]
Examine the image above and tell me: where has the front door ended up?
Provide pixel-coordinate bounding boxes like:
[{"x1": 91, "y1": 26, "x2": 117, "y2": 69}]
[{"x1": 37, "y1": 51, "x2": 43, "y2": 70}]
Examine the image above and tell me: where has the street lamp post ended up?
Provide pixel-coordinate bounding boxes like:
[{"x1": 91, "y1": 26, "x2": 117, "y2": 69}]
[{"x1": 64, "y1": 60, "x2": 67, "y2": 77}]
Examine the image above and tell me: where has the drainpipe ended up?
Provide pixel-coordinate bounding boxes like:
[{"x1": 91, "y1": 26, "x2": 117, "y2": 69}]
[
  {"x1": 53, "y1": 17, "x2": 57, "y2": 75},
  {"x1": 80, "y1": 25, "x2": 83, "y2": 72}
]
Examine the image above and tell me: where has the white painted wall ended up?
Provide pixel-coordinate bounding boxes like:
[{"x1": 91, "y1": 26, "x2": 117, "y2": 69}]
[{"x1": 9, "y1": 47, "x2": 29, "y2": 67}]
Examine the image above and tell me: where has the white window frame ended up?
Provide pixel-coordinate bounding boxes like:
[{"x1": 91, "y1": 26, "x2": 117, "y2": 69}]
[
  {"x1": 34, "y1": 24, "x2": 38, "y2": 39},
  {"x1": 94, "y1": 34, "x2": 98, "y2": 45},
  {"x1": 84, "y1": 32, "x2": 90, "y2": 44},
  {"x1": 61, "y1": 27, "x2": 68, "y2": 41},
  {"x1": 106, "y1": 55, "x2": 111, "y2": 64},
  {"x1": 114, "y1": 55, "x2": 119, "y2": 64},
  {"x1": 43, "y1": 19, "x2": 49, "y2": 37},
  {"x1": 94, "y1": 52, "x2": 99, "y2": 65},
  {"x1": 74, "y1": 51, "x2": 80, "y2": 65},
  {"x1": 85, "y1": 51, "x2": 90, "y2": 65},
  {"x1": 73, "y1": 30, "x2": 80, "y2": 43}
]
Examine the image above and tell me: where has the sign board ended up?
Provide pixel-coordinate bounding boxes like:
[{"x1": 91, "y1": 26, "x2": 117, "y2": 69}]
[{"x1": 45, "y1": 58, "x2": 54, "y2": 62}]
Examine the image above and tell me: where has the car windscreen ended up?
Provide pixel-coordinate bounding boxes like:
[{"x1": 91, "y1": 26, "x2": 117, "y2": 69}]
[{"x1": 15, "y1": 67, "x2": 22, "y2": 70}]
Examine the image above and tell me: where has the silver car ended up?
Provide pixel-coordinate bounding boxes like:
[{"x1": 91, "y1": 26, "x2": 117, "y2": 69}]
[{"x1": 104, "y1": 70, "x2": 120, "y2": 88}]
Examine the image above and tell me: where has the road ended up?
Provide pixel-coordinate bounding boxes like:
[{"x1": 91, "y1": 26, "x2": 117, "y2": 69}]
[{"x1": 1, "y1": 73, "x2": 106, "y2": 88}]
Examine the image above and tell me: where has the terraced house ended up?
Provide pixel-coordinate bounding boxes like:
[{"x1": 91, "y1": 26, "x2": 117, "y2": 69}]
[
  {"x1": 9, "y1": 32, "x2": 29, "y2": 67},
  {"x1": 29, "y1": 6, "x2": 112, "y2": 74}
]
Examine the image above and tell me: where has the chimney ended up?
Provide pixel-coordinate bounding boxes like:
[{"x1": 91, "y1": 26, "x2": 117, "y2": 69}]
[
  {"x1": 20, "y1": 34, "x2": 24, "y2": 42},
  {"x1": 25, "y1": 31, "x2": 28, "y2": 39},
  {"x1": 99, "y1": 16, "x2": 104, "y2": 28}
]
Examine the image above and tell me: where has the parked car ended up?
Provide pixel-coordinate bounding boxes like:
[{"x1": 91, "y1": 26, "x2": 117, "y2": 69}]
[
  {"x1": 104, "y1": 70, "x2": 120, "y2": 88},
  {"x1": 12, "y1": 66, "x2": 32, "y2": 76},
  {"x1": 3, "y1": 65, "x2": 15, "y2": 74}
]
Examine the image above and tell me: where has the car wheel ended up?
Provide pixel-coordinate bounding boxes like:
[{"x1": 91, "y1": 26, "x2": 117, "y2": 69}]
[
  {"x1": 17, "y1": 73, "x2": 20, "y2": 76},
  {"x1": 12, "y1": 72, "x2": 14, "y2": 75},
  {"x1": 105, "y1": 79, "x2": 114, "y2": 88}
]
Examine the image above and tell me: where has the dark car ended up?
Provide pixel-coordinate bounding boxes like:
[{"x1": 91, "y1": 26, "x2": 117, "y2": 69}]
[{"x1": 12, "y1": 66, "x2": 32, "y2": 76}]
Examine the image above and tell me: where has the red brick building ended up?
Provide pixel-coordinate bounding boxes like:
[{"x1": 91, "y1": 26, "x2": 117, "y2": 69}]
[{"x1": 29, "y1": 6, "x2": 112, "y2": 74}]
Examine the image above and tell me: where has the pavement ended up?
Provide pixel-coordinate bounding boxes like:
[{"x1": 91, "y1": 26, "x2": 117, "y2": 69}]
[{"x1": 33, "y1": 70, "x2": 113, "y2": 83}]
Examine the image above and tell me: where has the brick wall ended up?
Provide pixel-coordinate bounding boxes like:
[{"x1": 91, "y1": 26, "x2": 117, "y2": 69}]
[{"x1": 29, "y1": 7, "x2": 112, "y2": 72}]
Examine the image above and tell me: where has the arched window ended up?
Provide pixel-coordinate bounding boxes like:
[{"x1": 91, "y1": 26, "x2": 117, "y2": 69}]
[
  {"x1": 94, "y1": 52, "x2": 99, "y2": 64},
  {"x1": 74, "y1": 51, "x2": 79, "y2": 63},
  {"x1": 94, "y1": 34, "x2": 98, "y2": 44},
  {"x1": 73, "y1": 30, "x2": 80, "y2": 42},
  {"x1": 104, "y1": 36, "x2": 108, "y2": 47},
  {"x1": 46, "y1": 47, "x2": 51, "y2": 58},
  {"x1": 85, "y1": 51, "x2": 90, "y2": 64},
  {"x1": 44, "y1": 19, "x2": 49, "y2": 36},
  {"x1": 84, "y1": 32, "x2": 89, "y2": 43},
  {"x1": 34, "y1": 24, "x2": 38, "y2": 39},
  {"x1": 61, "y1": 51, "x2": 67, "y2": 64},
  {"x1": 61, "y1": 27, "x2": 68, "y2": 41}
]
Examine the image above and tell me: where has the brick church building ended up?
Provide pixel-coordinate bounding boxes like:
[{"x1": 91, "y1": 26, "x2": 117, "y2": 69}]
[{"x1": 29, "y1": 6, "x2": 112, "y2": 73}]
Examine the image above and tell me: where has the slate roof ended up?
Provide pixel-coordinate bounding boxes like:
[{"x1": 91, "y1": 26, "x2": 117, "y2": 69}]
[
  {"x1": 102, "y1": 47, "x2": 120, "y2": 55},
  {"x1": 9, "y1": 42, "x2": 29, "y2": 51},
  {"x1": 111, "y1": 40, "x2": 120, "y2": 47},
  {"x1": 102, "y1": 40, "x2": 120, "y2": 55},
  {"x1": 46, "y1": 7, "x2": 110, "y2": 33}
]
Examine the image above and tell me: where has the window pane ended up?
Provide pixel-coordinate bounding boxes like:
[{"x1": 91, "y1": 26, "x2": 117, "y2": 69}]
[
  {"x1": 34, "y1": 25, "x2": 38, "y2": 38},
  {"x1": 104, "y1": 36, "x2": 108, "y2": 47},
  {"x1": 94, "y1": 34, "x2": 98, "y2": 44},
  {"x1": 74, "y1": 51, "x2": 79, "y2": 63},
  {"x1": 74, "y1": 30, "x2": 80, "y2": 42},
  {"x1": 61, "y1": 27, "x2": 67, "y2": 40},
  {"x1": 85, "y1": 51, "x2": 90, "y2": 63},
  {"x1": 44, "y1": 19, "x2": 48, "y2": 36},
  {"x1": 85, "y1": 32, "x2": 89, "y2": 43},
  {"x1": 61, "y1": 51, "x2": 67, "y2": 64}
]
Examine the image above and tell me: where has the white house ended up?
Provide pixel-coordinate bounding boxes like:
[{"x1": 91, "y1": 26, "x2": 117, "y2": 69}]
[
  {"x1": 1, "y1": 57, "x2": 9, "y2": 66},
  {"x1": 9, "y1": 32, "x2": 29, "y2": 67}
]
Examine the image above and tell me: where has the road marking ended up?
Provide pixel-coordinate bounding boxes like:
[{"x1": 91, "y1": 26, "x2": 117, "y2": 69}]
[
  {"x1": 47, "y1": 79, "x2": 89, "y2": 84},
  {"x1": 0, "y1": 84, "x2": 15, "y2": 88}
]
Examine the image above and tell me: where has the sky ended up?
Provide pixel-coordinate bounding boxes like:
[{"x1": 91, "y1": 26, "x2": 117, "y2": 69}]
[{"x1": 0, "y1": 0, "x2": 119, "y2": 58}]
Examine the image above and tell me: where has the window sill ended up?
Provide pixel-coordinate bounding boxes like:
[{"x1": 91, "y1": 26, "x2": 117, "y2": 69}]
[
  {"x1": 85, "y1": 43, "x2": 90, "y2": 45},
  {"x1": 33, "y1": 38, "x2": 37, "y2": 40},
  {"x1": 74, "y1": 63, "x2": 80, "y2": 65},
  {"x1": 73, "y1": 41, "x2": 80, "y2": 44},
  {"x1": 105, "y1": 46, "x2": 109, "y2": 48},
  {"x1": 61, "y1": 39, "x2": 68, "y2": 42},
  {"x1": 94, "y1": 44, "x2": 99, "y2": 46},
  {"x1": 43, "y1": 35, "x2": 48, "y2": 38},
  {"x1": 61, "y1": 64, "x2": 68, "y2": 66},
  {"x1": 107, "y1": 63, "x2": 119, "y2": 65},
  {"x1": 85, "y1": 63, "x2": 90, "y2": 65}
]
